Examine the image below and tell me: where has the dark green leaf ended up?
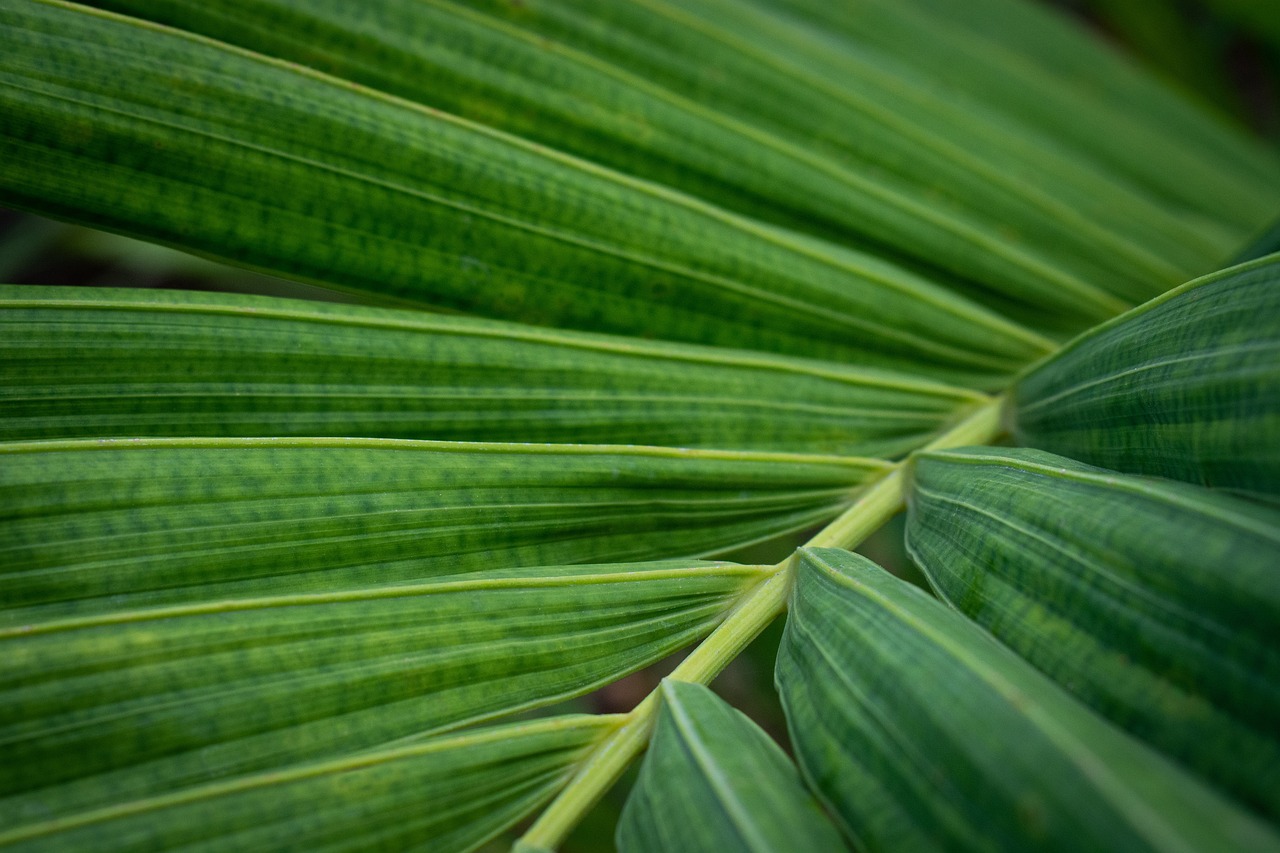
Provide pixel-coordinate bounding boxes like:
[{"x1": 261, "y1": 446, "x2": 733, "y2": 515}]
[
  {"x1": 777, "y1": 547, "x2": 1279, "y2": 852},
  {"x1": 0, "y1": 714, "x2": 617, "y2": 852},
  {"x1": 1015, "y1": 254, "x2": 1280, "y2": 498},
  {"x1": 0, "y1": 285, "x2": 984, "y2": 456},
  {"x1": 0, "y1": 558, "x2": 757, "y2": 829},
  {"x1": 79, "y1": 0, "x2": 1242, "y2": 318},
  {"x1": 788, "y1": 0, "x2": 1280, "y2": 226},
  {"x1": 0, "y1": 0, "x2": 1051, "y2": 382},
  {"x1": 906, "y1": 446, "x2": 1280, "y2": 818},
  {"x1": 1, "y1": 437, "x2": 879, "y2": 621},
  {"x1": 617, "y1": 680, "x2": 849, "y2": 853}
]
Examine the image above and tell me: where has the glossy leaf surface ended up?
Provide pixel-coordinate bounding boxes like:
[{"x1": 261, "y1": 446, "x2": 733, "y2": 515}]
[
  {"x1": 776, "y1": 547, "x2": 1278, "y2": 852},
  {"x1": 0, "y1": 0, "x2": 1051, "y2": 382},
  {"x1": 1, "y1": 556, "x2": 754, "y2": 832},
  {"x1": 1015, "y1": 254, "x2": 1280, "y2": 498},
  {"x1": 0, "y1": 714, "x2": 617, "y2": 852},
  {"x1": 1, "y1": 437, "x2": 878, "y2": 622},
  {"x1": 0, "y1": 285, "x2": 984, "y2": 456},
  {"x1": 79, "y1": 0, "x2": 1253, "y2": 321},
  {"x1": 906, "y1": 446, "x2": 1280, "y2": 817},
  {"x1": 617, "y1": 680, "x2": 849, "y2": 853}
]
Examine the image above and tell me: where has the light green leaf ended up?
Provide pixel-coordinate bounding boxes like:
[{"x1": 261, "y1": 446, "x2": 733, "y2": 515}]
[
  {"x1": 1, "y1": 437, "x2": 879, "y2": 621},
  {"x1": 906, "y1": 446, "x2": 1280, "y2": 818},
  {"x1": 0, "y1": 285, "x2": 984, "y2": 456},
  {"x1": 776, "y1": 546, "x2": 1279, "y2": 852},
  {"x1": 1015, "y1": 254, "x2": 1280, "y2": 498},
  {"x1": 77, "y1": 0, "x2": 1229, "y2": 321},
  {"x1": 0, "y1": 714, "x2": 618, "y2": 852},
  {"x1": 616, "y1": 680, "x2": 849, "y2": 853},
  {"x1": 0, "y1": 557, "x2": 756, "y2": 832},
  {"x1": 0, "y1": 0, "x2": 1051, "y2": 383}
]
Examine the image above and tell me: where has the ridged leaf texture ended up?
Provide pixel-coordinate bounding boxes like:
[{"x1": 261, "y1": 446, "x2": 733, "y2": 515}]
[
  {"x1": 2, "y1": 437, "x2": 878, "y2": 620},
  {"x1": 776, "y1": 547, "x2": 1279, "y2": 852},
  {"x1": 616, "y1": 680, "x2": 849, "y2": 853},
  {"x1": 73, "y1": 0, "x2": 1270, "y2": 322},
  {"x1": 0, "y1": 714, "x2": 618, "y2": 852},
  {"x1": 1015, "y1": 254, "x2": 1280, "y2": 497},
  {"x1": 2, "y1": 0, "x2": 1279, "y2": 850},
  {"x1": 0, "y1": 285, "x2": 984, "y2": 456},
  {"x1": 0, "y1": 0, "x2": 1058, "y2": 384},
  {"x1": 906, "y1": 446, "x2": 1280, "y2": 818}
]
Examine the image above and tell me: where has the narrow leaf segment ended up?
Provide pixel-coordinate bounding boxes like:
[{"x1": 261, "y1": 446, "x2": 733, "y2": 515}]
[
  {"x1": 0, "y1": 714, "x2": 619, "y2": 853},
  {"x1": 1, "y1": 437, "x2": 879, "y2": 622},
  {"x1": 1015, "y1": 253, "x2": 1280, "y2": 498},
  {"x1": 0, "y1": 285, "x2": 982, "y2": 457},
  {"x1": 617, "y1": 680, "x2": 849, "y2": 853},
  {"x1": 0, "y1": 0, "x2": 1049, "y2": 382},
  {"x1": 906, "y1": 446, "x2": 1280, "y2": 818},
  {"x1": 777, "y1": 547, "x2": 1280, "y2": 852},
  {"x1": 0, "y1": 558, "x2": 765, "y2": 830}
]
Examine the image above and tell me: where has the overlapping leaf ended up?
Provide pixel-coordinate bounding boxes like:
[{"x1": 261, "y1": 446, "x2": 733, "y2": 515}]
[
  {"x1": 0, "y1": 556, "x2": 757, "y2": 833},
  {"x1": 0, "y1": 714, "x2": 618, "y2": 852},
  {"x1": 617, "y1": 680, "x2": 848, "y2": 853},
  {"x1": 0, "y1": 0, "x2": 1054, "y2": 383},
  {"x1": 1015, "y1": 254, "x2": 1280, "y2": 498},
  {"x1": 906, "y1": 446, "x2": 1280, "y2": 817},
  {"x1": 791, "y1": 0, "x2": 1280, "y2": 222},
  {"x1": 0, "y1": 285, "x2": 985, "y2": 456},
  {"x1": 2, "y1": 437, "x2": 879, "y2": 622},
  {"x1": 777, "y1": 547, "x2": 1280, "y2": 852},
  {"x1": 75, "y1": 0, "x2": 1253, "y2": 325}
]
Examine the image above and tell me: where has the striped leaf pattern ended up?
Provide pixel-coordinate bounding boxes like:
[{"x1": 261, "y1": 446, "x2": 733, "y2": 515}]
[
  {"x1": 0, "y1": 285, "x2": 985, "y2": 456},
  {"x1": 617, "y1": 680, "x2": 849, "y2": 853},
  {"x1": 906, "y1": 446, "x2": 1280, "y2": 818},
  {"x1": 1015, "y1": 254, "x2": 1280, "y2": 498},
  {"x1": 776, "y1": 547, "x2": 1280, "y2": 852},
  {"x1": 0, "y1": 715, "x2": 618, "y2": 852}
]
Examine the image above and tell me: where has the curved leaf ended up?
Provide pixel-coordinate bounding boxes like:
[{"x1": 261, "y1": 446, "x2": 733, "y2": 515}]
[
  {"x1": 1, "y1": 437, "x2": 880, "y2": 621},
  {"x1": 1015, "y1": 254, "x2": 1280, "y2": 498},
  {"x1": 0, "y1": 559, "x2": 756, "y2": 830},
  {"x1": 0, "y1": 0, "x2": 1049, "y2": 382},
  {"x1": 0, "y1": 285, "x2": 984, "y2": 456},
  {"x1": 0, "y1": 714, "x2": 618, "y2": 852},
  {"x1": 776, "y1": 547, "x2": 1279, "y2": 852},
  {"x1": 905, "y1": 446, "x2": 1280, "y2": 818},
  {"x1": 82, "y1": 0, "x2": 1218, "y2": 319},
  {"x1": 790, "y1": 0, "x2": 1280, "y2": 223},
  {"x1": 617, "y1": 680, "x2": 849, "y2": 853}
]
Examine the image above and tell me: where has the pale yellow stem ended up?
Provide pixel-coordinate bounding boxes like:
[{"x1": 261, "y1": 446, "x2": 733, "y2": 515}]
[{"x1": 517, "y1": 396, "x2": 1005, "y2": 851}]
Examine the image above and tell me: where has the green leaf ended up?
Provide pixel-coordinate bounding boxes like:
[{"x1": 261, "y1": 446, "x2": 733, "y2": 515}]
[
  {"x1": 1014, "y1": 254, "x2": 1280, "y2": 498},
  {"x1": 905, "y1": 446, "x2": 1280, "y2": 818},
  {"x1": 1, "y1": 437, "x2": 880, "y2": 621},
  {"x1": 77, "y1": 0, "x2": 1230, "y2": 319},
  {"x1": 0, "y1": 557, "x2": 757, "y2": 830},
  {"x1": 0, "y1": 285, "x2": 984, "y2": 456},
  {"x1": 0, "y1": 713, "x2": 618, "y2": 852},
  {"x1": 0, "y1": 0, "x2": 1051, "y2": 383},
  {"x1": 776, "y1": 546, "x2": 1280, "y2": 852},
  {"x1": 616, "y1": 680, "x2": 849, "y2": 853},
  {"x1": 797, "y1": 0, "x2": 1280, "y2": 225}
]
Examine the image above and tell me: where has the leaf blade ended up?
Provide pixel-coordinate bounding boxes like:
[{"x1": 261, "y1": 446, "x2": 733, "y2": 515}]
[
  {"x1": 0, "y1": 0, "x2": 1048, "y2": 381},
  {"x1": 0, "y1": 714, "x2": 617, "y2": 853},
  {"x1": 616, "y1": 680, "x2": 849, "y2": 853},
  {"x1": 1014, "y1": 254, "x2": 1280, "y2": 498},
  {"x1": 776, "y1": 546, "x2": 1280, "y2": 852},
  {"x1": 905, "y1": 446, "x2": 1280, "y2": 818},
  {"x1": 0, "y1": 285, "x2": 984, "y2": 457}
]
